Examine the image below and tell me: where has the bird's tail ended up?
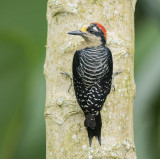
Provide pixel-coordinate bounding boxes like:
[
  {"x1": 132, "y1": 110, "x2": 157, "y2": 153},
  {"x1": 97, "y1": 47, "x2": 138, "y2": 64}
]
[{"x1": 84, "y1": 112, "x2": 102, "y2": 146}]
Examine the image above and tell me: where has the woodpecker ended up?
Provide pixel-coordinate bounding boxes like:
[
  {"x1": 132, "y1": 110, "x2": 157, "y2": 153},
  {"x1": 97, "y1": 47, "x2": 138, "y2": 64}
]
[{"x1": 68, "y1": 22, "x2": 113, "y2": 146}]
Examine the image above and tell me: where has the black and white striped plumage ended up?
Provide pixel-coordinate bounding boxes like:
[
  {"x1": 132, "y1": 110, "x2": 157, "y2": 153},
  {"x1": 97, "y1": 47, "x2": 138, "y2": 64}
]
[{"x1": 69, "y1": 23, "x2": 113, "y2": 146}]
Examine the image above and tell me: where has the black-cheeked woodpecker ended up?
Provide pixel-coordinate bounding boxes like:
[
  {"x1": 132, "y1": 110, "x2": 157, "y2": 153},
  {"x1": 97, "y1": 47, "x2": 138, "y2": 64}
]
[{"x1": 68, "y1": 22, "x2": 113, "y2": 146}]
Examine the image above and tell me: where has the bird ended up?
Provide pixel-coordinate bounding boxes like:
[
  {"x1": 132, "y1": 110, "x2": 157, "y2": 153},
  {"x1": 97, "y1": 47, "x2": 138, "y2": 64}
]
[{"x1": 68, "y1": 22, "x2": 113, "y2": 146}]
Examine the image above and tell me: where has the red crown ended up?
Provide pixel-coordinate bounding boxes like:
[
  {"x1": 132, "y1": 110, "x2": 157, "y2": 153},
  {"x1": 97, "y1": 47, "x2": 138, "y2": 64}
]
[{"x1": 94, "y1": 22, "x2": 107, "y2": 39}]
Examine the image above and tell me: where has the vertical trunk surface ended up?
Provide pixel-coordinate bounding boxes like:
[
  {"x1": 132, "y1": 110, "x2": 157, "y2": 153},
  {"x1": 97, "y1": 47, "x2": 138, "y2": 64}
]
[{"x1": 44, "y1": 0, "x2": 137, "y2": 158}]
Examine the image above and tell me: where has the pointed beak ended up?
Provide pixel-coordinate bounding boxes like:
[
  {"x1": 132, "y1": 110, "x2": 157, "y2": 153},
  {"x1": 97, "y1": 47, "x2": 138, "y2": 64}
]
[{"x1": 68, "y1": 30, "x2": 85, "y2": 36}]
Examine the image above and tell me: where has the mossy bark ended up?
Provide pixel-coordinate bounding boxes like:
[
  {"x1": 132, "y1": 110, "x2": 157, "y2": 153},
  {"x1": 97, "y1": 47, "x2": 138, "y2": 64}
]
[{"x1": 44, "y1": 0, "x2": 137, "y2": 158}]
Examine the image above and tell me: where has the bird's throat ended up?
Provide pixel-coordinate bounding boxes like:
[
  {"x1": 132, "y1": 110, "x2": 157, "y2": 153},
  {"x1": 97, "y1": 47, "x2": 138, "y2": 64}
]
[{"x1": 77, "y1": 40, "x2": 102, "y2": 50}]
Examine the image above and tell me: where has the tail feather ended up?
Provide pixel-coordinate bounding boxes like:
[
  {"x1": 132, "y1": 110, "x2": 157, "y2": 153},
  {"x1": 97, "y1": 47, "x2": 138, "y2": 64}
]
[{"x1": 84, "y1": 112, "x2": 102, "y2": 146}]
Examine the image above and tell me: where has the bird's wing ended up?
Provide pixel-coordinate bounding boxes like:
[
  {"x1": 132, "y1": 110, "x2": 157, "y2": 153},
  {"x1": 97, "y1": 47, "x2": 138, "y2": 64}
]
[{"x1": 86, "y1": 47, "x2": 113, "y2": 113}]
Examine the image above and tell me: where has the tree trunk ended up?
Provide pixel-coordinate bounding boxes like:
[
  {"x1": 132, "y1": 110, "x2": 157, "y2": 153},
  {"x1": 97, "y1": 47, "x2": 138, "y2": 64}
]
[{"x1": 44, "y1": 0, "x2": 137, "y2": 158}]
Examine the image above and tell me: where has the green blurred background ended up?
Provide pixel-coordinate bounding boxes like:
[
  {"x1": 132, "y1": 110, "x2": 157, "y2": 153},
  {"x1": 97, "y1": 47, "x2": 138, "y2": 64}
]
[{"x1": 0, "y1": 0, "x2": 160, "y2": 159}]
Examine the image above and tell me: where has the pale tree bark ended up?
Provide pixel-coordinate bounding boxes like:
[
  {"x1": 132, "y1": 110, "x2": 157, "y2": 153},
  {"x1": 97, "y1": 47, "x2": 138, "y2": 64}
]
[{"x1": 44, "y1": 0, "x2": 137, "y2": 158}]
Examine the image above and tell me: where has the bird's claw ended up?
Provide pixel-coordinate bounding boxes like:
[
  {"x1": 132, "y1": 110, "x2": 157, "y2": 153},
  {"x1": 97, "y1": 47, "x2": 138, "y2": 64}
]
[
  {"x1": 112, "y1": 70, "x2": 125, "y2": 91},
  {"x1": 60, "y1": 72, "x2": 73, "y2": 93}
]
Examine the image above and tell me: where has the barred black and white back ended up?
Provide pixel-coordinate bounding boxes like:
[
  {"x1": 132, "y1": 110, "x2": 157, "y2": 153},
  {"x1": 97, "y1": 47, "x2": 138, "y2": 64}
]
[{"x1": 72, "y1": 45, "x2": 113, "y2": 145}]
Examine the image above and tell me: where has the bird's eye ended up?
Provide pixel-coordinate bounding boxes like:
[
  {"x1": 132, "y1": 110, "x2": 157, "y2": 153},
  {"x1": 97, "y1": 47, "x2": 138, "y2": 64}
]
[{"x1": 89, "y1": 30, "x2": 94, "y2": 33}]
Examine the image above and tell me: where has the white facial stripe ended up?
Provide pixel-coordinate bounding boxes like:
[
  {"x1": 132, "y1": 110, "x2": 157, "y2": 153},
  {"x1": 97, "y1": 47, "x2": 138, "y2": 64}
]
[{"x1": 93, "y1": 26, "x2": 98, "y2": 32}]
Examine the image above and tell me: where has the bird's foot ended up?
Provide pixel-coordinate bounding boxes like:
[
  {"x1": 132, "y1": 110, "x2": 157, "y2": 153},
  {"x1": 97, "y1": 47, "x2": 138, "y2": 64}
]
[
  {"x1": 112, "y1": 70, "x2": 125, "y2": 91},
  {"x1": 60, "y1": 71, "x2": 72, "y2": 93}
]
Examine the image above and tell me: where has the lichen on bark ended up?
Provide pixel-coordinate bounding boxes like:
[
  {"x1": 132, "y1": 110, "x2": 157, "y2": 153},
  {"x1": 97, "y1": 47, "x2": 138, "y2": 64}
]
[{"x1": 44, "y1": 0, "x2": 137, "y2": 158}]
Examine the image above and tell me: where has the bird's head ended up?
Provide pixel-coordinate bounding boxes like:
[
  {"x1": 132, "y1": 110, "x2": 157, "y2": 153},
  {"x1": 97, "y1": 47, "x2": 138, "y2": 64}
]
[{"x1": 68, "y1": 22, "x2": 107, "y2": 46}]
